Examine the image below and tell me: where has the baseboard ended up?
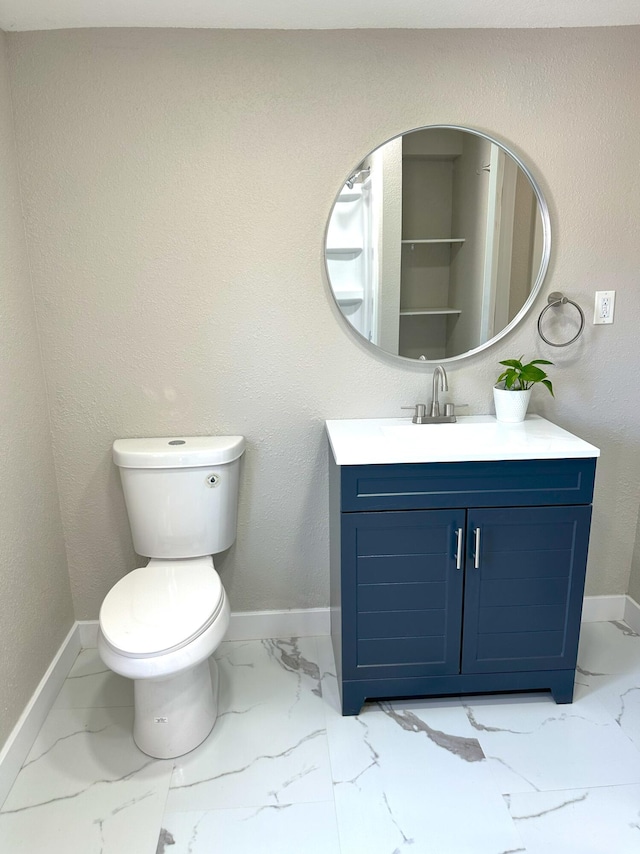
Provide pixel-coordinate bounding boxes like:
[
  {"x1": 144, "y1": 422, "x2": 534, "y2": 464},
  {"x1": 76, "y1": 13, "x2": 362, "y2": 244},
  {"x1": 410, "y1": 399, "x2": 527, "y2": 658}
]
[
  {"x1": 77, "y1": 619, "x2": 99, "y2": 649},
  {"x1": 581, "y1": 594, "x2": 627, "y2": 623},
  {"x1": 241, "y1": 599, "x2": 622, "y2": 635},
  {"x1": 77, "y1": 608, "x2": 331, "y2": 648},
  {"x1": 624, "y1": 595, "x2": 640, "y2": 633},
  {"x1": 0, "y1": 622, "x2": 81, "y2": 809},
  {"x1": 225, "y1": 607, "x2": 331, "y2": 641},
  {"x1": 77, "y1": 608, "x2": 330, "y2": 649}
]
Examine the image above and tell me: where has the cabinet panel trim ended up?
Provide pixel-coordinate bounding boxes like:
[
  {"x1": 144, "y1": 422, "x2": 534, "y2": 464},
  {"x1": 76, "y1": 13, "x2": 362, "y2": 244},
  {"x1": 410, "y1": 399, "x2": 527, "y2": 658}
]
[{"x1": 341, "y1": 458, "x2": 596, "y2": 511}]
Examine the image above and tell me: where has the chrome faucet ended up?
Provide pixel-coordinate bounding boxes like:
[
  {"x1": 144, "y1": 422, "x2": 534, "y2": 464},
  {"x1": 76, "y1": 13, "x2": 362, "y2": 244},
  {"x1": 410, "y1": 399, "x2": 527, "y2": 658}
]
[
  {"x1": 401, "y1": 364, "x2": 457, "y2": 424},
  {"x1": 430, "y1": 365, "x2": 448, "y2": 417}
]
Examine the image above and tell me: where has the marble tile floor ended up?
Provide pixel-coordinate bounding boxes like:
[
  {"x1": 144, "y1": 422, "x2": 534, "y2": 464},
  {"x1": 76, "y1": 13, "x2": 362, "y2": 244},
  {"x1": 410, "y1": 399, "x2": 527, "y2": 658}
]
[{"x1": 1, "y1": 621, "x2": 640, "y2": 853}]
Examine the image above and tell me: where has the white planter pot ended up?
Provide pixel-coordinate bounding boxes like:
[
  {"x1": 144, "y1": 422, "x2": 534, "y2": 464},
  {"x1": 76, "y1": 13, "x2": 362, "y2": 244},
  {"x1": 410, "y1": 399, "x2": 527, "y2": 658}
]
[{"x1": 493, "y1": 386, "x2": 532, "y2": 423}]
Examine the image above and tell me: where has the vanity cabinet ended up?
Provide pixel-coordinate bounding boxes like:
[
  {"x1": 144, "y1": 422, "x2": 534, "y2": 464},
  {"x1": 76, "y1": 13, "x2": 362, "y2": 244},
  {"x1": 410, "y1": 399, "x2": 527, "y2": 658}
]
[{"x1": 329, "y1": 455, "x2": 596, "y2": 715}]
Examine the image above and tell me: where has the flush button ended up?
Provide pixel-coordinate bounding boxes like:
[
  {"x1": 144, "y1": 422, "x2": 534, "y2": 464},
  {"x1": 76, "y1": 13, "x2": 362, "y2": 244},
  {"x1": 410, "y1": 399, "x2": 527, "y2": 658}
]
[{"x1": 168, "y1": 440, "x2": 186, "y2": 445}]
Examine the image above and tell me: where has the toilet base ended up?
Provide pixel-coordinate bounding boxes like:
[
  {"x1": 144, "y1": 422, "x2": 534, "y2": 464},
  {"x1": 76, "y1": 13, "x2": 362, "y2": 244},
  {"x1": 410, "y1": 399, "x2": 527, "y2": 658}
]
[{"x1": 133, "y1": 657, "x2": 219, "y2": 759}]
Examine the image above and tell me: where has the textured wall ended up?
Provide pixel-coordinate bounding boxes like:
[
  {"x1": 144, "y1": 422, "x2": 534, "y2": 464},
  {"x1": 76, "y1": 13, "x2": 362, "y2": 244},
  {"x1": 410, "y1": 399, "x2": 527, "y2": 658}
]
[
  {"x1": 0, "y1": 33, "x2": 73, "y2": 747},
  {"x1": 6, "y1": 27, "x2": 640, "y2": 619},
  {"x1": 630, "y1": 521, "x2": 640, "y2": 604}
]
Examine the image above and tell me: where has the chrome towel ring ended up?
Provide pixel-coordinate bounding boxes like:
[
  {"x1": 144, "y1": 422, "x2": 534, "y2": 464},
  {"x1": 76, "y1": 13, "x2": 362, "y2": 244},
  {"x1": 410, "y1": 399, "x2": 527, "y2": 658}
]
[{"x1": 537, "y1": 291, "x2": 585, "y2": 347}]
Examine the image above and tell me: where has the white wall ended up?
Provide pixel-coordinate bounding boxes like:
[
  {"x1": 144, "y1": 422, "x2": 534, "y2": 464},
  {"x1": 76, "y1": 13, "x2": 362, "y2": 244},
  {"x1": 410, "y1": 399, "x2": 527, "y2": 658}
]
[
  {"x1": 5, "y1": 26, "x2": 640, "y2": 620},
  {"x1": 0, "y1": 32, "x2": 73, "y2": 746}
]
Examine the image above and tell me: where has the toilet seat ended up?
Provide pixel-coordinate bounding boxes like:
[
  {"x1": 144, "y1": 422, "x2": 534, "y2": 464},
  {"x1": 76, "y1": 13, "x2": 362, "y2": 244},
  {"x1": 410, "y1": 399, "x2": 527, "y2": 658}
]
[{"x1": 99, "y1": 557, "x2": 224, "y2": 657}]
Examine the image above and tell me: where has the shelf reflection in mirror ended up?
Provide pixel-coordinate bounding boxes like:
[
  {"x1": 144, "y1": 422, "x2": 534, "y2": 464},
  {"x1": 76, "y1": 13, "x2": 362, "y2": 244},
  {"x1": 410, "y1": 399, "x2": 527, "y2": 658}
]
[{"x1": 324, "y1": 125, "x2": 550, "y2": 363}]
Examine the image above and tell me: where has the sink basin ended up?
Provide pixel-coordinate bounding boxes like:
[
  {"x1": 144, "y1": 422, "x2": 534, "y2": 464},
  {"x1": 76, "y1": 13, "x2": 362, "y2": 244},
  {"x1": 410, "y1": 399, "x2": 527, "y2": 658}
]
[
  {"x1": 325, "y1": 415, "x2": 600, "y2": 466},
  {"x1": 381, "y1": 420, "x2": 497, "y2": 447}
]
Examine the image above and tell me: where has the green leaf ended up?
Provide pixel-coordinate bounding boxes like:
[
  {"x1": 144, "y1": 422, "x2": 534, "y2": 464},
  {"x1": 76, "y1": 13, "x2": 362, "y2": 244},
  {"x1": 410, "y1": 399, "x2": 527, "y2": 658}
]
[
  {"x1": 497, "y1": 356, "x2": 555, "y2": 397},
  {"x1": 519, "y1": 366, "x2": 547, "y2": 383}
]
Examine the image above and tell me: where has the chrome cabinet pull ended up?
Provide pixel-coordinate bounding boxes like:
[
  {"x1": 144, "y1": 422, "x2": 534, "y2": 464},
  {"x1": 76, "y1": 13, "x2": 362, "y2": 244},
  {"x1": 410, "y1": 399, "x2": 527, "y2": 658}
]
[
  {"x1": 474, "y1": 527, "x2": 481, "y2": 569},
  {"x1": 455, "y1": 528, "x2": 463, "y2": 570}
]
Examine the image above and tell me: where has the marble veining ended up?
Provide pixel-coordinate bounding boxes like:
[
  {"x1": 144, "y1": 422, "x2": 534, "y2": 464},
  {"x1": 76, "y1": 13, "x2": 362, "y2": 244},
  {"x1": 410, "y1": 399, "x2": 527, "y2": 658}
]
[
  {"x1": 383, "y1": 789, "x2": 415, "y2": 852},
  {"x1": 613, "y1": 685, "x2": 640, "y2": 725},
  {"x1": 511, "y1": 790, "x2": 590, "y2": 821},
  {"x1": 576, "y1": 664, "x2": 608, "y2": 677},
  {"x1": 264, "y1": 637, "x2": 323, "y2": 697},
  {"x1": 464, "y1": 703, "x2": 608, "y2": 736},
  {"x1": 170, "y1": 728, "x2": 325, "y2": 793},
  {"x1": 333, "y1": 717, "x2": 380, "y2": 789},
  {"x1": 156, "y1": 827, "x2": 175, "y2": 852},
  {"x1": 20, "y1": 724, "x2": 111, "y2": 769},
  {"x1": 0, "y1": 762, "x2": 157, "y2": 816},
  {"x1": 490, "y1": 755, "x2": 542, "y2": 793},
  {"x1": 2, "y1": 622, "x2": 640, "y2": 852},
  {"x1": 381, "y1": 704, "x2": 485, "y2": 762},
  {"x1": 67, "y1": 666, "x2": 111, "y2": 679},
  {"x1": 507, "y1": 784, "x2": 640, "y2": 853}
]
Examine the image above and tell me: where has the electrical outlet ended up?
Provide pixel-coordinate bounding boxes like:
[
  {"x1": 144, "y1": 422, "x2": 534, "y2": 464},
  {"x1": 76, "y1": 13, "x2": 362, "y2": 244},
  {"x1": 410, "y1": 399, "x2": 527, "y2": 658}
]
[{"x1": 594, "y1": 290, "x2": 615, "y2": 324}]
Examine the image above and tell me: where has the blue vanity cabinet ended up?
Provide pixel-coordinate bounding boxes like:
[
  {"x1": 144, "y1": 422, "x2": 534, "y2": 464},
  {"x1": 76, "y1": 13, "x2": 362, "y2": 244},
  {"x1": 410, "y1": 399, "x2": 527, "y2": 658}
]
[
  {"x1": 329, "y1": 454, "x2": 596, "y2": 716},
  {"x1": 460, "y1": 505, "x2": 591, "y2": 676},
  {"x1": 341, "y1": 509, "x2": 466, "y2": 677}
]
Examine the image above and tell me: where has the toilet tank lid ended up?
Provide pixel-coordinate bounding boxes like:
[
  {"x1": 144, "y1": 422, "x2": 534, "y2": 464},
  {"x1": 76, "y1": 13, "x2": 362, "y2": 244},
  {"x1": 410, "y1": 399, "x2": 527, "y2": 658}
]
[{"x1": 113, "y1": 436, "x2": 245, "y2": 468}]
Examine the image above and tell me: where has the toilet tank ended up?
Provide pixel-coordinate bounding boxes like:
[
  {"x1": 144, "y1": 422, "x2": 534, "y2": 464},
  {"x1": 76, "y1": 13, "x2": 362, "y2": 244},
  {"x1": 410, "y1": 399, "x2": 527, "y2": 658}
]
[{"x1": 113, "y1": 436, "x2": 245, "y2": 558}]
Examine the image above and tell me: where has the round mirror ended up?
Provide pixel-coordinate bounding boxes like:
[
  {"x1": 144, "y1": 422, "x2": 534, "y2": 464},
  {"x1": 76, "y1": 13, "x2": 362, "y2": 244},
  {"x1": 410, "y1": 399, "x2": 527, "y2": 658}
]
[{"x1": 324, "y1": 125, "x2": 550, "y2": 362}]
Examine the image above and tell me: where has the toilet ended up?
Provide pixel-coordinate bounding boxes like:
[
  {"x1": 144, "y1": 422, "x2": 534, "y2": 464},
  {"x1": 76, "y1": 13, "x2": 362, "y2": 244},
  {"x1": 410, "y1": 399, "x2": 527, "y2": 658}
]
[{"x1": 97, "y1": 435, "x2": 244, "y2": 759}]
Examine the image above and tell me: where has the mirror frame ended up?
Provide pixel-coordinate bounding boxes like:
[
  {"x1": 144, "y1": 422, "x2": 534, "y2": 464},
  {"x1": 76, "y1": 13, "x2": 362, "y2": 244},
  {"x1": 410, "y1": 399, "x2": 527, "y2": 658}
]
[{"x1": 324, "y1": 124, "x2": 551, "y2": 364}]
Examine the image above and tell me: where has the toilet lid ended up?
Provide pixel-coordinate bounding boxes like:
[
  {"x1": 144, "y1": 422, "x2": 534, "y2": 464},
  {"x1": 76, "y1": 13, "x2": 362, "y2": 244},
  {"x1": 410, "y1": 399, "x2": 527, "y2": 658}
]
[{"x1": 99, "y1": 558, "x2": 224, "y2": 656}]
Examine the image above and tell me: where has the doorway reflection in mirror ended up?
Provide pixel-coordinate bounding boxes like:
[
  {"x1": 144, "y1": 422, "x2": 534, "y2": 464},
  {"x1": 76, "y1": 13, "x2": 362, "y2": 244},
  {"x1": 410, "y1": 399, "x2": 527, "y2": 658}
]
[{"x1": 325, "y1": 126, "x2": 549, "y2": 363}]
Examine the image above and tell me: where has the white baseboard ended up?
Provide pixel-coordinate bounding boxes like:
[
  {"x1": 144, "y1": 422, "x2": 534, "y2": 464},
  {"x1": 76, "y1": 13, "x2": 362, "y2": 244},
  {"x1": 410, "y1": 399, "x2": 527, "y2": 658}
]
[
  {"x1": 581, "y1": 594, "x2": 627, "y2": 623},
  {"x1": 77, "y1": 608, "x2": 331, "y2": 648},
  {"x1": 624, "y1": 596, "x2": 640, "y2": 633},
  {"x1": 0, "y1": 622, "x2": 81, "y2": 808},
  {"x1": 225, "y1": 607, "x2": 331, "y2": 641},
  {"x1": 77, "y1": 619, "x2": 99, "y2": 649}
]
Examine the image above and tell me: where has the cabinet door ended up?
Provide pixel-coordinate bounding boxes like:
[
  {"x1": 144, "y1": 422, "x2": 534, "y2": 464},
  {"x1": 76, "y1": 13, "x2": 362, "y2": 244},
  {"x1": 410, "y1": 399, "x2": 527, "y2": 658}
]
[
  {"x1": 341, "y1": 509, "x2": 465, "y2": 679},
  {"x1": 461, "y1": 505, "x2": 592, "y2": 674}
]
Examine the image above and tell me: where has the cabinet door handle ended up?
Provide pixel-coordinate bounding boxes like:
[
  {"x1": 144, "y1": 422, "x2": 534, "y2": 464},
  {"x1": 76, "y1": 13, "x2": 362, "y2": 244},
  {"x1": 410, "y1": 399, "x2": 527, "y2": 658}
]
[
  {"x1": 473, "y1": 527, "x2": 481, "y2": 569},
  {"x1": 455, "y1": 528, "x2": 463, "y2": 570}
]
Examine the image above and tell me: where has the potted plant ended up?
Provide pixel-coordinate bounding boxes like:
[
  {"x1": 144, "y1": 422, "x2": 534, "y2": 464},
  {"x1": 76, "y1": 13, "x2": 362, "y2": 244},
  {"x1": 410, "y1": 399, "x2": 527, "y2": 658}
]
[{"x1": 493, "y1": 356, "x2": 554, "y2": 423}]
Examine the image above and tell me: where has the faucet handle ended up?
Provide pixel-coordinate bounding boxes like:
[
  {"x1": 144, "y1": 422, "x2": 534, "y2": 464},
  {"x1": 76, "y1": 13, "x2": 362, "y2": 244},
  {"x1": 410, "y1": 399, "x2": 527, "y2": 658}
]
[{"x1": 401, "y1": 404, "x2": 427, "y2": 424}]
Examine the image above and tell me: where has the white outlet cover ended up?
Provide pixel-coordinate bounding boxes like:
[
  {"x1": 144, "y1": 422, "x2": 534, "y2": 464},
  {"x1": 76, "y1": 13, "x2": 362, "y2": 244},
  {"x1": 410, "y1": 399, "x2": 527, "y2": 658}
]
[{"x1": 594, "y1": 290, "x2": 615, "y2": 324}]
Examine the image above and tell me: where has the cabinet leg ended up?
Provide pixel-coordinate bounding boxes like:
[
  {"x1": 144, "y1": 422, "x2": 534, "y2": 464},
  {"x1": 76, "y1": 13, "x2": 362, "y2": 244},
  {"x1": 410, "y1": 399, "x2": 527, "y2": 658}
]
[
  {"x1": 550, "y1": 671, "x2": 576, "y2": 704},
  {"x1": 341, "y1": 683, "x2": 366, "y2": 716}
]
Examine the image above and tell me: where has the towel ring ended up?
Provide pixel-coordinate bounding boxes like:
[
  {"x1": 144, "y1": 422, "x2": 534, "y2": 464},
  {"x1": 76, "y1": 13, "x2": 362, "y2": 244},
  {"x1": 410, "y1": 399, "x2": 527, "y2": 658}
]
[{"x1": 537, "y1": 292, "x2": 585, "y2": 347}]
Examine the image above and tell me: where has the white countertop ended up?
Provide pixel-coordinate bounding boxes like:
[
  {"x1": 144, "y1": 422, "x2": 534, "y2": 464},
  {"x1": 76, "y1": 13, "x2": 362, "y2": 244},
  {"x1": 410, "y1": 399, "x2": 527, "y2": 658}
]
[{"x1": 325, "y1": 415, "x2": 600, "y2": 466}]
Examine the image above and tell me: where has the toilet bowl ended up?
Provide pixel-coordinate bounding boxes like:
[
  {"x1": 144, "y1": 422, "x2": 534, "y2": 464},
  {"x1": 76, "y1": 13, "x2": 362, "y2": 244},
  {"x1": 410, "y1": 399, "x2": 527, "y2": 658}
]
[
  {"x1": 98, "y1": 557, "x2": 230, "y2": 759},
  {"x1": 98, "y1": 435, "x2": 244, "y2": 759}
]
